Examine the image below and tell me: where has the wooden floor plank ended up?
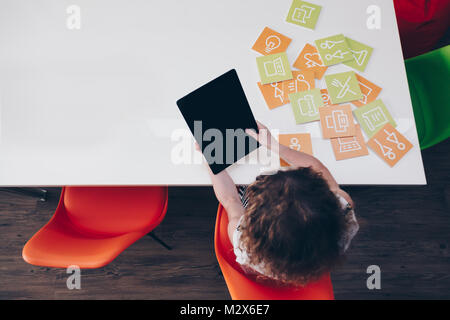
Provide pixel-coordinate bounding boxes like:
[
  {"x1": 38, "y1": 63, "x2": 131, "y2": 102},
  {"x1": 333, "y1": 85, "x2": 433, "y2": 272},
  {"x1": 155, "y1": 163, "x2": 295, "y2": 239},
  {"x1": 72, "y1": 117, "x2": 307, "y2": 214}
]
[{"x1": 0, "y1": 139, "x2": 449, "y2": 299}]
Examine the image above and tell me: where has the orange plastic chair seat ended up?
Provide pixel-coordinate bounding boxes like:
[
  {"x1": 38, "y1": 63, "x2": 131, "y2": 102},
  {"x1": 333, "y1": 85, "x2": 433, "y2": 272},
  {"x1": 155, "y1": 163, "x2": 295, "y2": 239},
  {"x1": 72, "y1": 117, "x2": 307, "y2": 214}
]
[
  {"x1": 214, "y1": 204, "x2": 334, "y2": 300},
  {"x1": 23, "y1": 187, "x2": 168, "y2": 269}
]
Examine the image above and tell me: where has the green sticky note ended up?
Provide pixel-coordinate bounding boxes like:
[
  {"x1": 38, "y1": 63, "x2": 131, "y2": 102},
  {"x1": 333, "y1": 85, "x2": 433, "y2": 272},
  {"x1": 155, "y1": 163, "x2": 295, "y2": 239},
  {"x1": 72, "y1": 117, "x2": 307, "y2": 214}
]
[
  {"x1": 344, "y1": 37, "x2": 374, "y2": 72},
  {"x1": 289, "y1": 88, "x2": 324, "y2": 124},
  {"x1": 315, "y1": 34, "x2": 353, "y2": 66},
  {"x1": 325, "y1": 71, "x2": 363, "y2": 104},
  {"x1": 256, "y1": 52, "x2": 293, "y2": 84},
  {"x1": 286, "y1": 0, "x2": 322, "y2": 30},
  {"x1": 354, "y1": 99, "x2": 397, "y2": 137}
]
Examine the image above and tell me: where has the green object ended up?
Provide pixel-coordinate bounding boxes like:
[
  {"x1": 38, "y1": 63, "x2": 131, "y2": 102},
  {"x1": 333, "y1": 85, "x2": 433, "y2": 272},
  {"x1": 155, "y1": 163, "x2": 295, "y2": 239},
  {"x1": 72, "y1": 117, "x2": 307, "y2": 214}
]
[
  {"x1": 405, "y1": 45, "x2": 450, "y2": 150},
  {"x1": 315, "y1": 34, "x2": 353, "y2": 66},
  {"x1": 344, "y1": 37, "x2": 373, "y2": 72},
  {"x1": 289, "y1": 88, "x2": 324, "y2": 124},
  {"x1": 325, "y1": 71, "x2": 363, "y2": 104},
  {"x1": 286, "y1": 0, "x2": 322, "y2": 30},
  {"x1": 354, "y1": 99, "x2": 397, "y2": 138},
  {"x1": 256, "y1": 52, "x2": 293, "y2": 84}
]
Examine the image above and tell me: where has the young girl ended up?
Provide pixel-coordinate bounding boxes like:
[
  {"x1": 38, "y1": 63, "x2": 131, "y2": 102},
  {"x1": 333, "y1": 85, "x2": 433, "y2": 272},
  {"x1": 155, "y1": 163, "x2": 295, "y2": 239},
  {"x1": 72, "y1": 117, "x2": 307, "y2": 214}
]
[{"x1": 204, "y1": 122, "x2": 359, "y2": 286}]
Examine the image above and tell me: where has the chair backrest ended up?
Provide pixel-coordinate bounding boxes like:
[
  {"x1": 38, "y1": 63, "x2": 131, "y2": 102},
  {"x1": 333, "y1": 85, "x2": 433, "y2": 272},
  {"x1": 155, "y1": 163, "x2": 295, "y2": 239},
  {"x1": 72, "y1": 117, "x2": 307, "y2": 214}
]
[
  {"x1": 62, "y1": 186, "x2": 168, "y2": 236},
  {"x1": 214, "y1": 205, "x2": 334, "y2": 300},
  {"x1": 406, "y1": 45, "x2": 450, "y2": 149}
]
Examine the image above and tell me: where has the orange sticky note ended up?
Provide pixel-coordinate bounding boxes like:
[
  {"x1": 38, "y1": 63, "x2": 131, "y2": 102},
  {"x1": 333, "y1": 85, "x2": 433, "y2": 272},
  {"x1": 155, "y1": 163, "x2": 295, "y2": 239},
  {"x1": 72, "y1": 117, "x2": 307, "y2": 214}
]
[
  {"x1": 252, "y1": 27, "x2": 292, "y2": 56},
  {"x1": 330, "y1": 125, "x2": 369, "y2": 160},
  {"x1": 320, "y1": 89, "x2": 332, "y2": 106},
  {"x1": 320, "y1": 104, "x2": 356, "y2": 138},
  {"x1": 293, "y1": 43, "x2": 328, "y2": 80},
  {"x1": 367, "y1": 123, "x2": 413, "y2": 167},
  {"x1": 279, "y1": 133, "x2": 313, "y2": 167},
  {"x1": 258, "y1": 70, "x2": 315, "y2": 110},
  {"x1": 352, "y1": 74, "x2": 382, "y2": 108},
  {"x1": 258, "y1": 82, "x2": 288, "y2": 109}
]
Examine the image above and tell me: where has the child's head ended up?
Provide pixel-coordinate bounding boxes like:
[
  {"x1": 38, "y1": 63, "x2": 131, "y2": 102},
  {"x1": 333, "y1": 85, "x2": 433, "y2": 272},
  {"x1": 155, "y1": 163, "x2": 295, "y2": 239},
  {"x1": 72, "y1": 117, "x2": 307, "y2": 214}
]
[{"x1": 240, "y1": 167, "x2": 347, "y2": 286}]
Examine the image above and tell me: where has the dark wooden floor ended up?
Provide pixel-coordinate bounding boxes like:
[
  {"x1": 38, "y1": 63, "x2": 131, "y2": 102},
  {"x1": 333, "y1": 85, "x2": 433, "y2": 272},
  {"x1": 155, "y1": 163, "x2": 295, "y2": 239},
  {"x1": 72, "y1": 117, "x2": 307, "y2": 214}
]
[{"x1": 0, "y1": 139, "x2": 449, "y2": 300}]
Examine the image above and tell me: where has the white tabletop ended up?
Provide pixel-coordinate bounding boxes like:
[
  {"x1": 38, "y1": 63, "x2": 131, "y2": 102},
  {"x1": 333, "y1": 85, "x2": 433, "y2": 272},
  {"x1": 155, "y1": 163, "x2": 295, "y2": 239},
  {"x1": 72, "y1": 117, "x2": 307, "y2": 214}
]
[{"x1": 0, "y1": 0, "x2": 426, "y2": 185}]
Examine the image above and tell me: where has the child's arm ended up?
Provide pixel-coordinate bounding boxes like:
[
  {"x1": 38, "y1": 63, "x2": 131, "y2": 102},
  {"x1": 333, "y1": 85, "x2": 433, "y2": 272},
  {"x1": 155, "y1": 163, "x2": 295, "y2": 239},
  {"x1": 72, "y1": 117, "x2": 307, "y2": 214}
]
[
  {"x1": 195, "y1": 143, "x2": 245, "y2": 240},
  {"x1": 246, "y1": 122, "x2": 354, "y2": 207}
]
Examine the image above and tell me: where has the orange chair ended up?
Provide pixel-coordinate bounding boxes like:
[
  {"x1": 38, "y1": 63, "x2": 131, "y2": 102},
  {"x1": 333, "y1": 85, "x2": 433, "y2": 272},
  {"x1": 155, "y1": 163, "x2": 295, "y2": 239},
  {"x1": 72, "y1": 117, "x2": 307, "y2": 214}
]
[
  {"x1": 23, "y1": 186, "x2": 169, "y2": 269},
  {"x1": 214, "y1": 204, "x2": 335, "y2": 300}
]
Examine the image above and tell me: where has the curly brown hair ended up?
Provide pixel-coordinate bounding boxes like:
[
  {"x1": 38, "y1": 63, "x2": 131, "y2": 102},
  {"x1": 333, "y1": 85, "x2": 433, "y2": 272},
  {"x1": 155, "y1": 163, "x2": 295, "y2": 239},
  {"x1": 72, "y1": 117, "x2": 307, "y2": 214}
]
[{"x1": 239, "y1": 167, "x2": 347, "y2": 286}]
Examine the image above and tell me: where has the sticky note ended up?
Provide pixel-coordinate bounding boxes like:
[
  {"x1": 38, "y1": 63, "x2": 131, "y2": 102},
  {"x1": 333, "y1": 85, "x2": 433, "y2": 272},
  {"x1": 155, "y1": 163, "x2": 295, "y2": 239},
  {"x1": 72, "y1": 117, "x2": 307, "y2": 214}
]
[
  {"x1": 354, "y1": 99, "x2": 397, "y2": 138},
  {"x1": 257, "y1": 52, "x2": 293, "y2": 84},
  {"x1": 320, "y1": 89, "x2": 332, "y2": 106},
  {"x1": 352, "y1": 74, "x2": 382, "y2": 108},
  {"x1": 367, "y1": 123, "x2": 413, "y2": 167},
  {"x1": 286, "y1": 0, "x2": 322, "y2": 30},
  {"x1": 325, "y1": 71, "x2": 363, "y2": 104},
  {"x1": 252, "y1": 27, "x2": 292, "y2": 56},
  {"x1": 320, "y1": 104, "x2": 356, "y2": 138},
  {"x1": 344, "y1": 37, "x2": 374, "y2": 72},
  {"x1": 293, "y1": 43, "x2": 328, "y2": 79},
  {"x1": 279, "y1": 133, "x2": 313, "y2": 166},
  {"x1": 289, "y1": 88, "x2": 324, "y2": 124},
  {"x1": 315, "y1": 34, "x2": 353, "y2": 66},
  {"x1": 330, "y1": 125, "x2": 369, "y2": 160},
  {"x1": 257, "y1": 70, "x2": 315, "y2": 109}
]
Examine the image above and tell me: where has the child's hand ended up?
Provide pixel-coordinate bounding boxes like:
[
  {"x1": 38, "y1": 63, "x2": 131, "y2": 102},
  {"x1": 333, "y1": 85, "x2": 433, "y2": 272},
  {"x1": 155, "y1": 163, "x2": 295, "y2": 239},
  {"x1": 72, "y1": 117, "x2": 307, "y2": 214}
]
[{"x1": 246, "y1": 121, "x2": 276, "y2": 150}]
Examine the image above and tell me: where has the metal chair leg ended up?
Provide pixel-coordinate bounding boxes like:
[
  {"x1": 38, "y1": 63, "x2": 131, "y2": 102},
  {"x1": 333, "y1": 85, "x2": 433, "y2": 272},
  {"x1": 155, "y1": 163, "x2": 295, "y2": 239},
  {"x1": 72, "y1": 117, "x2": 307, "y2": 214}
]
[{"x1": 148, "y1": 231, "x2": 172, "y2": 250}]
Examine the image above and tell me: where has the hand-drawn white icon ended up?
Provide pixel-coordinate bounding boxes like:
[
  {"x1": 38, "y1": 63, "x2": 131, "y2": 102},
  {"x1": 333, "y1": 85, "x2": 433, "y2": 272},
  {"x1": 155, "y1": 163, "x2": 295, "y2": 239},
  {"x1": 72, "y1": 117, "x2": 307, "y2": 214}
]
[
  {"x1": 320, "y1": 39, "x2": 345, "y2": 50},
  {"x1": 351, "y1": 49, "x2": 368, "y2": 66},
  {"x1": 332, "y1": 76, "x2": 357, "y2": 99},
  {"x1": 265, "y1": 35, "x2": 281, "y2": 54},
  {"x1": 337, "y1": 136, "x2": 362, "y2": 153},
  {"x1": 304, "y1": 52, "x2": 325, "y2": 68},
  {"x1": 292, "y1": 5, "x2": 316, "y2": 24},
  {"x1": 325, "y1": 50, "x2": 351, "y2": 61},
  {"x1": 297, "y1": 94, "x2": 318, "y2": 117},
  {"x1": 384, "y1": 129, "x2": 406, "y2": 150},
  {"x1": 264, "y1": 57, "x2": 285, "y2": 77},
  {"x1": 271, "y1": 82, "x2": 285, "y2": 103},
  {"x1": 374, "y1": 139, "x2": 396, "y2": 160},
  {"x1": 358, "y1": 81, "x2": 373, "y2": 104},
  {"x1": 361, "y1": 106, "x2": 388, "y2": 131},
  {"x1": 321, "y1": 92, "x2": 331, "y2": 105},
  {"x1": 325, "y1": 110, "x2": 349, "y2": 133},
  {"x1": 289, "y1": 137, "x2": 302, "y2": 151},
  {"x1": 287, "y1": 74, "x2": 311, "y2": 93}
]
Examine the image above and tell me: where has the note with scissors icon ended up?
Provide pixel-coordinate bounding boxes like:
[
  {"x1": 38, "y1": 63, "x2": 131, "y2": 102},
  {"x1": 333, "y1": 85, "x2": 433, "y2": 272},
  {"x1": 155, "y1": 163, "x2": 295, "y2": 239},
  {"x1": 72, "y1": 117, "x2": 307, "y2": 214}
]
[
  {"x1": 325, "y1": 71, "x2": 363, "y2": 104},
  {"x1": 367, "y1": 124, "x2": 413, "y2": 167},
  {"x1": 315, "y1": 34, "x2": 353, "y2": 66}
]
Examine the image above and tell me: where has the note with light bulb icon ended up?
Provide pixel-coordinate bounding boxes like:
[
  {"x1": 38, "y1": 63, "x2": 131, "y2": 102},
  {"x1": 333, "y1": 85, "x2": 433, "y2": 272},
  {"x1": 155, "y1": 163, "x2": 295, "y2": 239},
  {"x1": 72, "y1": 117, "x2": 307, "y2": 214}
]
[{"x1": 252, "y1": 27, "x2": 292, "y2": 56}]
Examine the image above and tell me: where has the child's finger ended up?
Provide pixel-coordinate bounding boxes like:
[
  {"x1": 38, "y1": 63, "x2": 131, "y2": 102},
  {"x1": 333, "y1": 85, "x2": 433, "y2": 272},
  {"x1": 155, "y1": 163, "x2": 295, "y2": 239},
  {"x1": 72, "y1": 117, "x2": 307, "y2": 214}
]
[{"x1": 245, "y1": 128, "x2": 258, "y2": 140}]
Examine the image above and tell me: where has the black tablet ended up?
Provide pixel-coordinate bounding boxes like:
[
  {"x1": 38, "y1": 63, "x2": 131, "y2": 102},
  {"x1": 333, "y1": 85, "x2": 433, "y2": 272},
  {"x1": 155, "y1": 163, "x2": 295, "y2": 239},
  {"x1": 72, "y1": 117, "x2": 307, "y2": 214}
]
[{"x1": 176, "y1": 69, "x2": 260, "y2": 174}]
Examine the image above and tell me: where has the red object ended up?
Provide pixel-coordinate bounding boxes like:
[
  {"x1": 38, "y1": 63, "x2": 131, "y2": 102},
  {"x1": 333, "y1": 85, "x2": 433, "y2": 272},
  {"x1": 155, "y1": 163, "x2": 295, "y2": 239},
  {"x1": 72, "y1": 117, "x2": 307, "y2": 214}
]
[
  {"x1": 394, "y1": 0, "x2": 450, "y2": 59},
  {"x1": 23, "y1": 187, "x2": 168, "y2": 269},
  {"x1": 214, "y1": 204, "x2": 335, "y2": 300}
]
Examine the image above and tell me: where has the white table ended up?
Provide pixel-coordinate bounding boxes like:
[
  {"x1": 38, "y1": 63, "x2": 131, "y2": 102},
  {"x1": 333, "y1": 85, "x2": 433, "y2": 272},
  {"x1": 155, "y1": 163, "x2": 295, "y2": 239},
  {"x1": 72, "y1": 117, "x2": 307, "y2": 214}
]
[{"x1": 0, "y1": 0, "x2": 426, "y2": 185}]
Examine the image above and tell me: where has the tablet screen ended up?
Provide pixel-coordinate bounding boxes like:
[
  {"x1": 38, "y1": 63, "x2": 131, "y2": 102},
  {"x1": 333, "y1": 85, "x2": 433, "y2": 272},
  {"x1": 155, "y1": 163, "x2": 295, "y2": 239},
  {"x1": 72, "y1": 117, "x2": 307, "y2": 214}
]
[{"x1": 177, "y1": 69, "x2": 260, "y2": 174}]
